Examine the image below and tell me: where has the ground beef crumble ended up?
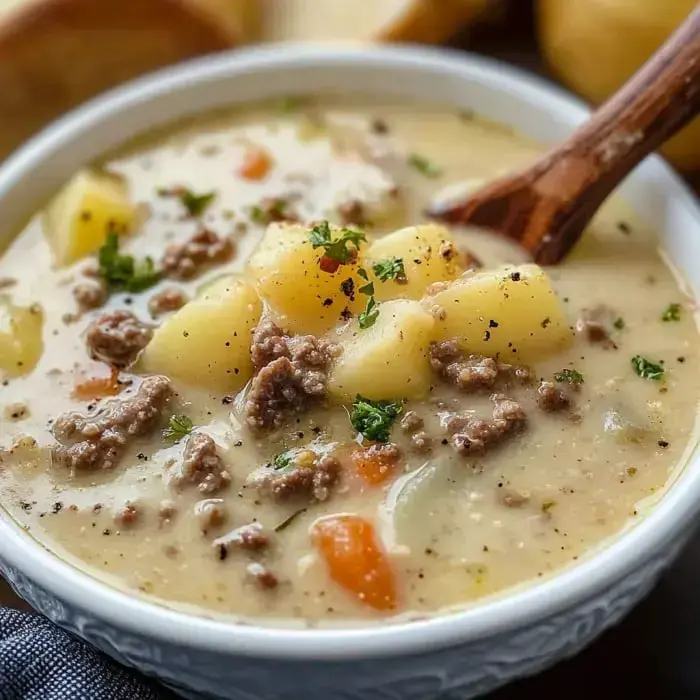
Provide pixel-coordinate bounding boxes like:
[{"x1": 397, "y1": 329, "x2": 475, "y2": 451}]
[
  {"x1": 536, "y1": 380, "x2": 573, "y2": 412},
  {"x1": 167, "y1": 433, "x2": 231, "y2": 495},
  {"x1": 85, "y1": 310, "x2": 152, "y2": 368},
  {"x1": 443, "y1": 394, "x2": 526, "y2": 456},
  {"x1": 246, "y1": 562, "x2": 279, "y2": 590},
  {"x1": 246, "y1": 320, "x2": 340, "y2": 430},
  {"x1": 214, "y1": 523, "x2": 270, "y2": 559},
  {"x1": 148, "y1": 287, "x2": 188, "y2": 317},
  {"x1": 194, "y1": 498, "x2": 228, "y2": 533},
  {"x1": 52, "y1": 375, "x2": 172, "y2": 473},
  {"x1": 161, "y1": 229, "x2": 234, "y2": 280},
  {"x1": 575, "y1": 306, "x2": 617, "y2": 348},
  {"x1": 430, "y1": 340, "x2": 531, "y2": 392},
  {"x1": 114, "y1": 501, "x2": 141, "y2": 527},
  {"x1": 400, "y1": 410, "x2": 432, "y2": 452},
  {"x1": 254, "y1": 454, "x2": 341, "y2": 503},
  {"x1": 73, "y1": 279, "x2": 108, "y2": 312}
]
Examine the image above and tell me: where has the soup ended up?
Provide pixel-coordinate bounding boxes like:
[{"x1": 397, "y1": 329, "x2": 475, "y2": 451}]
[{"x1": 0, "y1": 99, "x2": 697, "y2": 626}]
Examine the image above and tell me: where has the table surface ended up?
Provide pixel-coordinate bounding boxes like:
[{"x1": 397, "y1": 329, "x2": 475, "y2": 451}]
[{"x1": 2, "y1": 3, "x2": 700, "y2": 698}]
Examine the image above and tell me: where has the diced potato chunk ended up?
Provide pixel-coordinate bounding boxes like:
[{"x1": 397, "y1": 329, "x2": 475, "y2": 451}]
[
  {"x1": 329, "y1": 299, "x2": 435, "y2": 401},
  {"x1": 0, "y1": 296, "x2": 44, "y2": 378},
  {"x1": 248, "y1": 223, "x2": 364, "y2": 334},
  {"x1": 367, "y1": 224, "x2": 463, "y2": 302},
  {"x1": 426, "y1": 264, "x2": 572, "y2": 362},
  {"x1": 142, "y1": 277, "x2": 261, "y2": 391},
  {"x1": 43, "y1": 169, "x2": 136, "y2": 267}
]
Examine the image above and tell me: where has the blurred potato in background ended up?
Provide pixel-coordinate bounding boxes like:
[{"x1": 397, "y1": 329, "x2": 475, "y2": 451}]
[{"x1": 538, "y1": 0, "x2": 700, "y2": 172}]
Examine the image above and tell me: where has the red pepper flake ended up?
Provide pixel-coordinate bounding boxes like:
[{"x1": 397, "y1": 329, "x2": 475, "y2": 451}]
[{"x1": 319, "y1": 255, "x2": 340, "y2": 274}]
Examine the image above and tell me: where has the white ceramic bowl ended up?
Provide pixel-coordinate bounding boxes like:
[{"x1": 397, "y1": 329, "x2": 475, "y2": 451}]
[{"x1": 1, "y1": 45, "x2": 699, "y2": 700}]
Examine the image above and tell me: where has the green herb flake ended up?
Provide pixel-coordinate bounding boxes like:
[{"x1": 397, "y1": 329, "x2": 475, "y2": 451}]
[
  {"x1": 631, "y1": 355, "x2": 665, "y2": 381},
  {"x1": 372, "y1": 257, "x2": 406, "y2": 283},
  {"x1": 163, "y1": 414, "x2": 194, "y2": 442},
  {"x1": 661, "y1": 303, "x2": 682, "y2": 322},
  {"x1": 358, "y1": 295, "x2": 379, "y2": 329},
  {"x1": 277, "y1": 95, "x2": 307, "y2": 113},
  {"x1": 274, "y1": 508, "x2": 307, "y2": 532},
  {"x1": 98, "y1": 231, "x2": 160, "y2": 293},
  {"x1": 613, "y1": 317, "x2": 625, "y2": 330},
  {"x1": 158, "y1": 186, "x2": 216, "y2": 217},
  {"x1": 408, "y1": 153, "x2": 443, "y2": 178},
  {"x1": 541, "y1": 500, "x2": 557, "y2": 514},
  {"x1": 350, "y1": 395, "x2": 403, "y2": 443},
  {"x1": 554, "y1": 368, "x2": 584, "y2": 385},
  {"x1": 308, "y1": 220, "x2": 366, "y2": 264},
  {"x1": 273, "y1": 452, "x2": 293, "y2": 470}
]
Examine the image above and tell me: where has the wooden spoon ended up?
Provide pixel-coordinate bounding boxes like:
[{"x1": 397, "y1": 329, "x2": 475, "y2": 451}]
[{"x1": 428, "y1": 5, "x2": 700, "y2": 265}]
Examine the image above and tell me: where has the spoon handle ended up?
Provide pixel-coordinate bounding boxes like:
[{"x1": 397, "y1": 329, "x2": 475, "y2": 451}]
[{"x1": 517, "y1": 5, "x2": 700, "y2": 259}]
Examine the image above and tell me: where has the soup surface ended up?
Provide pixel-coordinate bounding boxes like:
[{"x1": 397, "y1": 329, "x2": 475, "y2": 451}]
[{"x1": 0, "y1": 99, "x2": 698, "y2": 626}]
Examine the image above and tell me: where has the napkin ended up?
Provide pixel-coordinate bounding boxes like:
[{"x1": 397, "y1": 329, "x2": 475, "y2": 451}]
[{"x1": 0, "y1": 607, "x2": 173, "y2": 700}]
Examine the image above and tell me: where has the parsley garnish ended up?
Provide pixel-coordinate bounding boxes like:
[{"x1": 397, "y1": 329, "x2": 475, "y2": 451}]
[
  {"x1": 554, "y1": 368, "x2": 584, "y2": 384},
  {"x1": 273, "y1": 452, "x2": 293, "y2": 470},
  {"x1": 408, "y1": 153, "x2": 442, "y2": 178},
  {"x1": 163, "y1": 414, "x2": 194, "y2": 442},
  {"x1": 308, "y1": 221, "x2": 366, "y2": 264},
  {"x1": 613, "y1": 317, "x2": 625, "y2": 330},
  {"x1": 98, "y1": 231, "x2": 160, "y2": 293},
  {"x1": 358, "y1": 295, "x2": 379, "y2": 329},
  {"x1": 277, "y1": 95, "x2": 307, "y2": 112},
  {"x1": 249, "y1": 198, "x2": 288, "y2": 225},
  {"x1": 372, "y1": 257, "x2": 406, "y2": 283},
  {"x1": 661, "y1": 303, "x2": 682, "y2": 322},
  {"x1": 350, "y1": 395, "x2": 403, "y2": 443},
  {"x1": 632, "y1": 355, "x2": 665, "y2": 380},
  {"x1": 158, "y1": 186, "x2": 216, "y2": 217},
  {"x1": 357, "y1": 267, "x2": 379, "y2": 329}
]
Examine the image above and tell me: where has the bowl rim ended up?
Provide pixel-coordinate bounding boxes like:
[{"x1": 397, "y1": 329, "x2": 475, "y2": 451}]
[{"x1": 1, "y1": 43, "x2": 699, "y2": 661}]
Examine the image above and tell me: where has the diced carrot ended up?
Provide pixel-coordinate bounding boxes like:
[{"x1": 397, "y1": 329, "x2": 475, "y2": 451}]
[
  {"x1": 73, "y1": 365, "x2": 121, "y2": 400},
  {"x1": 351, "y1": 444, "x2": 401, "y2": 486},
  {"x1": 238, "y1": 146, "x2": 273, "y2": 181},
  {"x1": 311, "y1": 514, "x2": 398, "y2": 611}
]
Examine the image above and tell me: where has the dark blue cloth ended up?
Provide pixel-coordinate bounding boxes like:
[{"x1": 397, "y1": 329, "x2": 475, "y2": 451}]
[{"x1": 0, "y1": 608, "x2": 173, "y2": 700}]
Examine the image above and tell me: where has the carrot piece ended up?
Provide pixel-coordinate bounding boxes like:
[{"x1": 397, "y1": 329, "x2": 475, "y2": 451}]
[
  {"x1": 73, "y1": 365, "x2": 121, "y2": 400},
  {"x1": 351, "y1": 444, "x2": 400, "y2": 486},
  {"x1": 238, "y1": 146, "x2": 273, "y2": 181},
  {"x1": 311, "y1": 514, "x2": 398, "y2": 611}
]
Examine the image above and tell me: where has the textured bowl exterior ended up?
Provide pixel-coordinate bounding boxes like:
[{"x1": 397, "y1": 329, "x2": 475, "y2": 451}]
[
  {"x1": 0, "y1": 45, "x2": 699, "y2": 700},
  {"x1": 0, "y1": 536, "x2": 687, "y2": 700}
]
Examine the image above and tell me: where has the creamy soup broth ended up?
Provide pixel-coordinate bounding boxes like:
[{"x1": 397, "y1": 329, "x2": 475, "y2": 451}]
[{"x1": 0, "y1": 99, "x2": 697, "y2": 626}]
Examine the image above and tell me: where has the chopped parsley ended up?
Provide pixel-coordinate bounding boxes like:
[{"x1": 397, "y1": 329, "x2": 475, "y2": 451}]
[
  {"x1": 158, "y1": 186, "x2": 216, "y2": 217},
  {"x1": 358, "y1": 295, "x2": 379, "y2": 329},
  {"x1": 350, "y1": 395, "x2": 403, "y2": 443},
  {"x1": 273, "y1": 452, "x2": 293, "y2": 470},
  {"x1": 98, "y1": 231, "x2": 160, "y2": 293},
  {"x1": 163, "y1": 414, "x2": 194, "y2": 442},
  {"x1": 661, "y1": 303, "x2": 682, "y2": 322},
  {"x1": 613, "y1": 317, "x2": 625, "y2": 330},
  {"x1": 408, "y1": 153, "x2": 442, "y2": 178},
  {"x1": 277, "y1": 95, "x2": 307, "y2": 112},
  {"x1": 372, "y1": 257, "x2": 406, "y2": 283},
  {"x1": 274, "y1": 508, "x2": 307, "y2": 532},
  {"x1": 631, "y1": 355, "x2": 665, "y2": 381},
  {"x1": 249, "y1": 198, "x2": 288, "y2": 225},
  {"x1": 357, "y1": 267, "x2": 379, "y2": 329},
  {"x1": 554, "y1": 368, "x2": 584, "y2": 385},
  {"x1": 308, "y1": 220, "x2": 366, "y2": 264}
]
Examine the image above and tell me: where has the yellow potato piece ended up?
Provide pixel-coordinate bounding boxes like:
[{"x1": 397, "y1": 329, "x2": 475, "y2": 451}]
[
  {"x1": 329, "y1": 299, "x2": 435, "y2": 401},
  {"x1": 248, "y1": 223, "x2": 364, "y2": 334},
  {"x1": 367, "y1": 224, "x2": 463, "y2": 302},
  {"x1": 0, "y1": 296, "x2": 44, "y2": 378},
  {"x1": 538, "y1": 0, "x2": 699, "y2": 171},
  {"x1": 426, "y1": 264, "x2": 572, "y2": 362},
  {"x1": 43, "y1": 169, "x2": 136, "y2": 267},
  {"x1": 142, "y1": 277, "x2": 262, "y2": 391}
]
